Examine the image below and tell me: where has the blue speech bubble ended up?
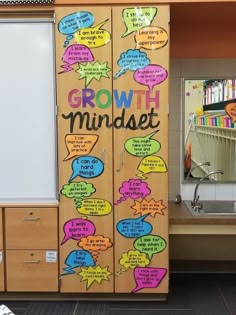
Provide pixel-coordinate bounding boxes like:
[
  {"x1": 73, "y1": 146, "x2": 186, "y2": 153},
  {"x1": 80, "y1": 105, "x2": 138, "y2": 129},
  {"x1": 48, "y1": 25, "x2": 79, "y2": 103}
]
[
  {"x1": 114, "y1": 49, "x2": 150, "y2": 79},
  {"x1": 62, "y1": 250, "x2": 95, "y2": 275},
  {"x1": 116, "y1": 214, "x2": 152, "y2": 238},
  {"x1": 58, "y1": 11, "x2": 94, "y2": 35},
  {"x1": 69, "y1": 156, "x2": 104, "y2": 182}
]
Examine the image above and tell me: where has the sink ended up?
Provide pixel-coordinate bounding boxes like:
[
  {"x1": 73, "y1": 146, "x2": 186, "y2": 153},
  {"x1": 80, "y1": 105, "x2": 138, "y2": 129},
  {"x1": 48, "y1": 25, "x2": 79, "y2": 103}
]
[{"x1": 184, "y1": 200, "x2": 236, "y2": 216}]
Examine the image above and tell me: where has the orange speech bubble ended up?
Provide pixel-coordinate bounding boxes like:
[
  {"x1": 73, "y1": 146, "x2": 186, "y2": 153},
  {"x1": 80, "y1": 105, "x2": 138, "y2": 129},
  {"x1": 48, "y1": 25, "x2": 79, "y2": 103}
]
[
  {"x1": 78, "y1": 235, "x2": 113, "y2": 252},
  {"x1": 131, "y1": 198, "x2": 166, "y2": 218},
  {"x1": 64, "y1": 134, "x2": 98, "y2": 161},
  {"x1": 135, "y1": 26, "x2": 168, "y2": 50},
  {"x1": 225, "y1": 103, "x2": 236, "y2": 123}
]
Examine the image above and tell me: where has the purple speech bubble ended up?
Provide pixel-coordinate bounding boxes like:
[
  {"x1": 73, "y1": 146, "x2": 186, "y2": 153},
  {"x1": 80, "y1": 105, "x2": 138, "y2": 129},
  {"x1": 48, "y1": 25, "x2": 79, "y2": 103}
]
[
  {"x1": 59, "y1": 44, "x2": 94, "y2": 74},
  {"x1": 134, "y1": 64, "x2": 168, "y2": 91},
  {"x1": 61, "y1": 218, "x2": 95, "y2": 245},
  {"x1": 115, "y1": 178, "x2": 151, "y2": 205},
  {"x1": 132, "y1": 267, "x2": 167, "y2": 293}
]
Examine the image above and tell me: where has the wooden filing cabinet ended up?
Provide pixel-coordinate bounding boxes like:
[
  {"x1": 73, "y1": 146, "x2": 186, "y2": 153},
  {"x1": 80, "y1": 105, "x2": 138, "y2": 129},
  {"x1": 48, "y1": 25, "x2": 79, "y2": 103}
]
[
  {"x1": 0, "y1": 208, "x2": 4, "y2": 291},
  {"x1": 5, "y1": 207, "x2": 58, "y2": 292}
]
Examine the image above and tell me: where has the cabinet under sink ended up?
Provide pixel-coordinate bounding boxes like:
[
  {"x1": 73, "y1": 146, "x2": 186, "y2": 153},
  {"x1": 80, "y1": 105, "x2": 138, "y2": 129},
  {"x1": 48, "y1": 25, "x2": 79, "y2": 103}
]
[{"x1": 184, "y1": 200, "x2": 236, "y2": 216}]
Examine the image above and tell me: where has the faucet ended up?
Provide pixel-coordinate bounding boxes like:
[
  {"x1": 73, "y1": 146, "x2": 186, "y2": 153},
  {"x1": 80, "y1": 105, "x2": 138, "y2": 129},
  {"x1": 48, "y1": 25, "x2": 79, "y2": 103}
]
[
  {"x1": 191, "y1": 170, "x2": 224, "y2": 210},
  {"x1": 186, "y1": 161, "x2": 211, "y2": 178}
]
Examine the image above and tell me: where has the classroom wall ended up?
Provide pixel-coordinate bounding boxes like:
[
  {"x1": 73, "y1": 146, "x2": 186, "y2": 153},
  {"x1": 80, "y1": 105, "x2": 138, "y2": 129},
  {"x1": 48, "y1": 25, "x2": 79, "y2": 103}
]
[{"x1": 170, "y1": 2, "x2": 236, "y2": 59}]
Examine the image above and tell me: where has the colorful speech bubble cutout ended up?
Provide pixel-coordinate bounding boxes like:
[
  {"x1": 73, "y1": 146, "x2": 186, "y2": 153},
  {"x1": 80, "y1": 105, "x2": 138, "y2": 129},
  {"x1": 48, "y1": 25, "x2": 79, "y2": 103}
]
[
  {"x1": 119, "y1": 250, "x2": 150, "y2": 271},
  {"x1": 115, "y1": 179, "x2": 151, "y2": 205},
  {"x1": 135, "y1": 26, "x2": 168, "y2": 50},
  {"x1": 64, "y1": 134, "x2": 98, "y2": 161},
  {"x1": 122, "y1": 7, "x2": 157, "y2": 37},
  {"x1": 59, "y1": 44, "x2": 94, "y2": 74},
  {"x1": 61, "y1": 218, "x2": 96, "y2": 245},
  {"x1": 58, "y1": 11, "x2": 94, "y2": 35},
  {"x1": 137, "y1": 155, "x2": 168, "y2": 179},
  {"x1": 77, "y1": 198, "x2": 112, "y2": 216},
  {"x1": 134, "y1": 234, "x2": 167, "y2": 260},
  {"x1": 78, "y1": 235, "x2": 113, "y2": 253},
  {"x1": 78, "y1": 265, "x2": 112, "y2": 289},
  {"x1": 225, "y1": 102, "x2": 236, "y2": 123},
  {"x1": 58, "y1": 11, "x2": 94, "y2": 47},
  {"x1": 69, "y1": 156, "x2": 104, "y2": 182},
  {"x1": 75, "y1": 20, "x2": 111, "y2": 48},
  {"x1": 134, "y1": 64, "x2": 168, "y2": 91},
  {"x1": 124, "y1": 130, "x2": 160, "y2": 157},
  {"x1": 62, "y1": 250, "x2": 95, "y2": 275},
  {"x1": 114, "y1": 49, "x2": 150, "y2": 79},
  {"x1": 131, "y1": 198, "x2": 166, "y2": 217},
  {"x1": 60, "y1": 181, "x2": 96, "y2": 207},
  {"x1": 116, "y1": 214, "x2": 152, "y2": 238},
  {"x1": 76, "y1": 61, "x2": 111, "y2": 87},
  {"x1": 132, "y1": 267, "x2": 167, "y2": 293}
]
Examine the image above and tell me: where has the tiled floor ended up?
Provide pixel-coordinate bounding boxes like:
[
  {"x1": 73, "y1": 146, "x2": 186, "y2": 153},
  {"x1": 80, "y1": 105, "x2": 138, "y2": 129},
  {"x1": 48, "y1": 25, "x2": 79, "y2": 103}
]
[{"x1": 1, "y1": 273, "x2": 236, "y2": 314}]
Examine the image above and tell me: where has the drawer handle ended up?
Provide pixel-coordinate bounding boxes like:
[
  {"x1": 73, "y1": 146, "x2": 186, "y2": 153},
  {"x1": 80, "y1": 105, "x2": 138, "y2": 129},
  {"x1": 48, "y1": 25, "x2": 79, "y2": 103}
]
[
  {"x1": 23, "y1": 217, "x2": 40, "y2": 221},
  {"x1": 24, "y1": 260, "x2": 40, "y2": 264}
]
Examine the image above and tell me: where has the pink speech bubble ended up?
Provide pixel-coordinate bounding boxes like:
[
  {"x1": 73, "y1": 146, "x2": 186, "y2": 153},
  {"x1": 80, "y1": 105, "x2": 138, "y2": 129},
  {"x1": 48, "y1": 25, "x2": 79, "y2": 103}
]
[
  {"x1": 115, "y1": 178, "x2": 151, "y2": 205},
  {"x1": 134, "y1": 64, "x2": 168, "y2": 91},
  {"x1": 132, "y1": 267, "x2": 167, "y2": 293},
  {"x1": 61, "y1": 218, "x2": 96, "y2": 245},
  {"x1": 59, "y1": 44, "x2": 94, "y2": 74}
]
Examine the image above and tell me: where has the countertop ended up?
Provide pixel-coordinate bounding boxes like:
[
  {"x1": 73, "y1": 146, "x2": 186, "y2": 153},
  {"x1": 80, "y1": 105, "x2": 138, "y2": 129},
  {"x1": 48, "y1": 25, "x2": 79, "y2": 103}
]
[{"x1": 169, "y1": 201, "x2": 236, "y2": 225}]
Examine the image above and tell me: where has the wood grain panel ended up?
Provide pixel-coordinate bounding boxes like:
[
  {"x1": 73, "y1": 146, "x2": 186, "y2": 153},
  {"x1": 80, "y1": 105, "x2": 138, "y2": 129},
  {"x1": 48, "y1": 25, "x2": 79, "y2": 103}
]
[{"x1": 5, "y1": 208, "x2": 58, "y2": 249}]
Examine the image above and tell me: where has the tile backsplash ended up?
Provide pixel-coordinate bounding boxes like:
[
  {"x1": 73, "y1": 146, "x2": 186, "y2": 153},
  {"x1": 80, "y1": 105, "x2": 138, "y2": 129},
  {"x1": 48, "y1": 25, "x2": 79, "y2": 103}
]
[{"x1": 169, "y1": 59, "x2": 236, "y2": 201}]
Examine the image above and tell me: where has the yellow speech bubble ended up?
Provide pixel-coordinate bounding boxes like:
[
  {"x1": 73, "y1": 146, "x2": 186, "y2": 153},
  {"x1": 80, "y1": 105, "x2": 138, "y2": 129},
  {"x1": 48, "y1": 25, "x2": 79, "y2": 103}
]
[
  {"x1": 74, "y1": 20, "x2": 111, "y2": 48},
  {"x1": 64, "y1": 134, "x2": 98, "y2": 161},
  {"x1": 78, "y1": 235, "x2": 113, "y2": 252},
  {"x1": 77, "y1": 198, "x2": 112, "y2": 216},
  {"x1": 137, "y1": 155, "x2": 168, "y2": 179},
  {"x1": 131, "y1": 198, "x2": 166, "y2": 217},
  {"x1": 119, "y1": 249, "x2": 150, "y2": 270},
  {"x1": 225, "y1": 102, "x2": 236, "y2": 124},
  {"x1": 135, "y1": 26, "x2": 168, "y2": 50},
  {"x1": 78, "y1": 265, "x2": 112, "y2": 289}
]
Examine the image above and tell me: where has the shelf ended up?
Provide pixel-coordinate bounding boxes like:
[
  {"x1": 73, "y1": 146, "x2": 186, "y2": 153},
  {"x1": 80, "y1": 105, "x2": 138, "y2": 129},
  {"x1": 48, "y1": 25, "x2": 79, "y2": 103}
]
[{"x1": 203, "y1": 98, "x2": 236, "y2": 112}]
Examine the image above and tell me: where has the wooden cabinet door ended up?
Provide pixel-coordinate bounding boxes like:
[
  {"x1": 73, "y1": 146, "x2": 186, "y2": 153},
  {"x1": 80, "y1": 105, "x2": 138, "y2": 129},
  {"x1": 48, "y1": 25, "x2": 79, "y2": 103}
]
[
  {"x1": 56, "y1": 6, "x2": 114, "y2": 293},
  {"x1": 6, "y1": 250, "x2": 58, "y2": 292},
  {"x1": 0, "y1": 208, "x2": 2, "y2": 249},
  {"x1": 112, "y1": 6, "x2": 169, "y2": 294},
  {"x1": 5, "y1": 208, "x2": 58, "y2": 249}
]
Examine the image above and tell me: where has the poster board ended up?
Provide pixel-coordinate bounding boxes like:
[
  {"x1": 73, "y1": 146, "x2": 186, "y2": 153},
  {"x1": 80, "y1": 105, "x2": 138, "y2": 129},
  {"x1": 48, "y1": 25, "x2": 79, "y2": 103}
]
[{"x1": 0, "y1": 19, "x2": 57, "y2": 203}]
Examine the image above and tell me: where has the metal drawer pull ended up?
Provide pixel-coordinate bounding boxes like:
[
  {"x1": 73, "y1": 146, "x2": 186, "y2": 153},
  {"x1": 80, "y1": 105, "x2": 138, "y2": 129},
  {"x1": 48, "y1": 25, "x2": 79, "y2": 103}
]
[
  {"x1": 23, "y1": 217, "x2": 40, "y2": 221},
  {"x1": 24, "y1": 260, "x2": 40, "y2": 264}
]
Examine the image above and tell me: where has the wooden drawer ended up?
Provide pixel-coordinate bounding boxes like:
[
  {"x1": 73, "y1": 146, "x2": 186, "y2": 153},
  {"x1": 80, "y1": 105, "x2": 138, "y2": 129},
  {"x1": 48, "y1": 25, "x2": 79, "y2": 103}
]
[
  {"x1": 5, "y1": 208, "x2": 58, "y2": 249},
  {"x1": 6, "y1": 250, "x2": 58, "y2": 292},
  {"x1": 0, "y1": 250, "x2": 4, "y2": 291},
  {"x1": 0, "y1": 209, "x2": 2, "y2": 249}
]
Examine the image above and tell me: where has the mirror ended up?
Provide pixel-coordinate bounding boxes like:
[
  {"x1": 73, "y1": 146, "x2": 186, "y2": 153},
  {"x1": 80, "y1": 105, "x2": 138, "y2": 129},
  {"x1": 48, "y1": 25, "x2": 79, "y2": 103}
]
[{"x1": 183, "y1": 78, "x2": 236, "y2": 183}]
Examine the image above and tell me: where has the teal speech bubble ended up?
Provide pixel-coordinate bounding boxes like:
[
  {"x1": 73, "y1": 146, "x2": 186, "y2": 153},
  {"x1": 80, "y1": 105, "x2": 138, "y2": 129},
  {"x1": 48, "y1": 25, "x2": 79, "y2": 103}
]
[
  {"x1": 134, "y1": 234, "x2": 167, "y2": 260},
  {"x1": 124, "y1": 131, "x2": 161, "y2": 157},
  {"x1": 122, "y1": 7, "x2": 157, "y2": 38}
]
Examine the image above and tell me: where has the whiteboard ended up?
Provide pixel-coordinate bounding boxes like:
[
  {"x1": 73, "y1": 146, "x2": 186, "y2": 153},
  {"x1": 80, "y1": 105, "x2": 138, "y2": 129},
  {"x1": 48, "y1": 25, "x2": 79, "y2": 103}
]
[{"x1": 0, "y1": 20, "x2": 57, "y2": 203}]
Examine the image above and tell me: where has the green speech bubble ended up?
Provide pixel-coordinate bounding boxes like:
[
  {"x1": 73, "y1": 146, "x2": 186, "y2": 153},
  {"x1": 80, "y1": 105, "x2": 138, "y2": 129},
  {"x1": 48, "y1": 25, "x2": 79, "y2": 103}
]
[
  {"x1": 134, "y1": 234, "x2": 167, "y2": 260},
  {"x1": 76, "y1": 61, "x2": 111, "y2": 87},
  {"x1": 122, "y1": 7, "x2": 157, "y2": 38},
  {"x1": 125, "y1": 131, "x2": 160, "y2": 157},
  {"x1": 60, "y1": 181, "x2": 96, "y2": 207}
]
